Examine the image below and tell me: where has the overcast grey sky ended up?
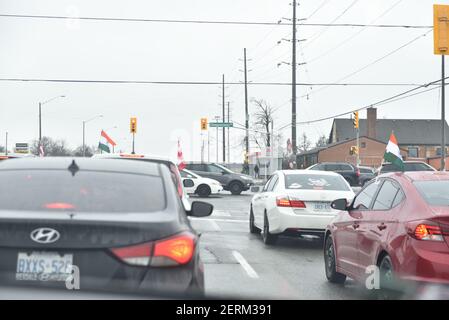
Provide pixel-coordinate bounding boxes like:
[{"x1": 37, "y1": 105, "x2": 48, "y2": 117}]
[{"x1": 0, "y1": 0, "x2": 447, "y2": 162}]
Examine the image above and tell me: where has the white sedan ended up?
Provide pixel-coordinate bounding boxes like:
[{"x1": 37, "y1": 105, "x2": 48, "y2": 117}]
[
  {"x1": 180, "y1": 169, "x2": 223, "y2": 197},
  {"x1": 250, "y1": 170, "x2": 355, "y2": 245}
]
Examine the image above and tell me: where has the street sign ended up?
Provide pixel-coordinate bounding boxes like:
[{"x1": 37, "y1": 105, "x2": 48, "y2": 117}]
[
  {"x1": 14, "y1": 143, "x2": 29, "y2": 154},
  {"x1": 434, "y1": 5, "x2": 449, "y2": 55},
  {"x1": 209, "y1": 122, "x2": 233, "y2": 128}
]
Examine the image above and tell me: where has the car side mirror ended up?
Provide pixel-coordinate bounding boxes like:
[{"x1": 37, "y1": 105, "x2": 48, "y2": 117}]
[
  {"x1": 183, "y1": 179, "x2": 194, "y2": 188},
  {"x1": 331, "y1": 198, "x2": 349, "y2": 211},
  {"x1": 189, "y1": 201, "x2": 213, "y2": 217}
]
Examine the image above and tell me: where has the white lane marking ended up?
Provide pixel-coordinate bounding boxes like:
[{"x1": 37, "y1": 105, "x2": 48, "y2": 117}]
[
  {"x1": 232, "y1": 251, "x2": 259, "y2": 279},
  {"x1": 209, "y1": 220, "x2": 221, "y2": 231},
  {"x1": 189, "y1": 218, "x2": 247, "y2": 223}
]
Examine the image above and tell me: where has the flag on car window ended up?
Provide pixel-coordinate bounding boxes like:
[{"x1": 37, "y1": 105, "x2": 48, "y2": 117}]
[
  {"x1": 98, "y1": 130, "x2": 115, "y2": 153},
  {"x1": 177, "y1": 139, "x2": 186, "y2": 171},
  {"x1": 384, "y1": 132, "x2": 404, "y2": 171}
]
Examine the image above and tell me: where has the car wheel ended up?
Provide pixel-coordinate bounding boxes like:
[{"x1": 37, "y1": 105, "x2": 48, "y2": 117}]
[
  {"x1": 324, "y1": 235, "x2": 346, "y2": 284},
  {"x1": 196, "y1": 184, "x2": 211, "y2": 197},
  {"x1": 229, "y1": 181, "x2": 243, "y2": 195},
  {"x1": 249, "y1": 207, "x2": 261, "y2": 234},
  {"x1": 262, "y1": 212, "x2": 277, "y2": 245},
  {"x1": 378, "y1": 255, "x2": 400, "y2": 300}
]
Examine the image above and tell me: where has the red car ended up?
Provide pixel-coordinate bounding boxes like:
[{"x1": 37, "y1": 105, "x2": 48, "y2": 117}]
[{"x1": 324, "y1": 171, "x2": 449, "y2": 293}]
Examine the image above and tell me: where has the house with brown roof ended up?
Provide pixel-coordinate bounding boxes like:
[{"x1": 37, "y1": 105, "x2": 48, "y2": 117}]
[{"x1": 297, "y1": 108, "x2": 449, "y2": 169}]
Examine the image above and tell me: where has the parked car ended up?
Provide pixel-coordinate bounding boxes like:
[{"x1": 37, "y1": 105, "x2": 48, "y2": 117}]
[
  {"x1": 307, "y1": 162, "x2": 361, "y2": 186},
  {"x1": 93, "y1": 153, "x2": 191, "y2": 210},
  {"x1": 250, "y1": 170, "x2": 355, "y2": 245},
  {"x1": 377, "y1": 161, "x2": 436, "y2": 175},
  {"x1": 0, "y1": 157, "x2": 213, "y2": 295},
  {"x1": 325, "y1": 171, "x2": 449, "y2": 296},
  {"x1": 180, "y1": 169, "x2": 223, "y2": 197},
  {"x1": 185, "y1": 162, "x2": 254, "y2": 195},
  {"x1": 359, "y1": 166, "x2": 376, "y2": 186}
]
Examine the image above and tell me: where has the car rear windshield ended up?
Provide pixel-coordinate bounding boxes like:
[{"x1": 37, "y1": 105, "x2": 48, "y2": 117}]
[
  {"x1": 382, "y1": 163, "x2": 434, "y2": 173},
  {"x1": 0, "y1": 170, "x2": 166, "y2": 213},
  {"x1": 285, "y1": 174, "x2": 351, "y2": 191},
  {"x1": 414, "y1": 181, "x2": 449, "y2": 206}
]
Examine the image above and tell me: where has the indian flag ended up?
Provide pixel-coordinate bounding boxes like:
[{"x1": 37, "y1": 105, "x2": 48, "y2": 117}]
[
  {"x1": 98, "y1": 130, "x2": 116, "y2": 153},
  {"x1": 384, "y1": 132, "x2": 404, "y2": 171}
]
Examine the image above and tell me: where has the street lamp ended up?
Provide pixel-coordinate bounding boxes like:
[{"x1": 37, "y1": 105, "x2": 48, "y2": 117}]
[
  {"x1": 38, "y1": 95, "x2": 65, "y2": 145},
  {"x1": 82, "y1": 115, "x2": 103, "y2": 157}
]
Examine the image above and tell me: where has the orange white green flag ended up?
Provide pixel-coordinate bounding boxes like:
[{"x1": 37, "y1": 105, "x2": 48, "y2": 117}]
[{"x1": 384, "y1": 132, "x2": 404, "y2": 171}]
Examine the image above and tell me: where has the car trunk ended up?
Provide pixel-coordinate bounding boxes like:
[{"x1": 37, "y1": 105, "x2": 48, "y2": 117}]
[
  {"x1": 0, "y1": 210, "x2": 191, "y2": 292},
  {"x1": 284, "y1": 189, "x2": 354, "y2": 213}
]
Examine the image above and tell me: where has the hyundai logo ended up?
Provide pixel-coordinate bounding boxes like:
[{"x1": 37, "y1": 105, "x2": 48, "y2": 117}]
[{"x1": 30, "y1": 228, "x2": 61, "y2": 244}]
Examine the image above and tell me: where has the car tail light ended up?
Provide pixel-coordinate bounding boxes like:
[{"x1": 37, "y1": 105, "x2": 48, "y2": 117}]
[
  {"x1": 410, "y1": 223, "x2": 448, "y2": 242},
  {"x1": 276, "y1": 196, "x2": 306, "y2": 208},
  {"x1": 152, "y1": 233, "x2": 195, "y2": 267},
  {"x1": 110, "y1": 233, "x2": 195, "y2": 267},
  {"x1": 110, "y1": 242, "x2": 153, "y2": 266}
]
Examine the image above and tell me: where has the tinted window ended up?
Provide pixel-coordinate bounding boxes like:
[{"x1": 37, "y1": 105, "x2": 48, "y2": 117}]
[
  {"x1": 263, "y1": 176, "x2": 274, "y2": 192},
  {"x1": 284, "y1": 174, "x2": 351, "y2": 191},
  {"x1": 208, "y1": 165, "x2": 225, "y2": 173},
  {"x1": 0, "y1": 170, "x2": 166, "y2": 213},
  {"x1": 372, "y1": 181, "x2": 399, "y2": 210},
  {"x1": 187, "y1": 164, "x2": 206, "y2": 171},
  {"x1": 414, "y1": 181, "x2": 449, "y2": 206},
  {"x1": 352, "y1": 182, "x2": 379, "y2": 210},
  {"x1": 360, "y1": 168, "x2": 373, "y2": 174},
  {"x1": 180, "y1": 171, "x2": 195, "y2": 178},
  {"x1": 309, "y1": 164, "x2": 324, "y2": 170},
  {"x1": 325, "y1": 164, "x2": 340, "y2": 171},
  {"x1": 339, "y1": 164, "x2": 353, "y2": 171}
]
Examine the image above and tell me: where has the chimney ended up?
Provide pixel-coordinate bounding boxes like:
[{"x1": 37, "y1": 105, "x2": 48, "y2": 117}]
[{"x1": 367, "y1": 107, "x2": 377, "y2": 139}]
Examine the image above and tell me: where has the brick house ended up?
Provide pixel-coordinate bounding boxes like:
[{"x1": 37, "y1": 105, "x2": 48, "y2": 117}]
[{"x1": 297, "y1": 108, "x2": 449, "y2": 169}]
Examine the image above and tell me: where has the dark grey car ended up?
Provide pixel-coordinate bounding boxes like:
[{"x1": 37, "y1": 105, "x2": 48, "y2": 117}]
[
  {"x1": 0, "y1": 157, "x2": 212, "y2": 296},
  {"x1": 185, "y1": 162, "x2": 254, "y2": 195}
]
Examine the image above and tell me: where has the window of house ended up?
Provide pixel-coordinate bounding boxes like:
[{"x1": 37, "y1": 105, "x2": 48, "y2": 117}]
[
  {"x1": 408, "y1": 147, "x2": 419, "y2": 158},
  {"x1": 361, "y1": 142, "x2": 366, "y2": 148}
]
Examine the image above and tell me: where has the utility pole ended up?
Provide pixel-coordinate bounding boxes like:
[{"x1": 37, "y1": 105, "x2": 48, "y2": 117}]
[
  {"x1": 38, "y1": 102, "x2": 42, "y2": 145},
  {"x1": 291, "y1": 0, "x2": 298, "y2": 155},
  {"x1": 227, "y1": 102, "x2": 231, "y2": 163},
  {"x1": 222, "y1": 74, "x2": 226, "y2": 163},
  {"x1": 244, "y1": 48, "x2": 250, "y2": 160},
  {"x1": 215, "y1": 115, "x2": 220, "y2": 162},
  {"x1": 5, "y1": 132, "x2": 8, "y2": 156}
]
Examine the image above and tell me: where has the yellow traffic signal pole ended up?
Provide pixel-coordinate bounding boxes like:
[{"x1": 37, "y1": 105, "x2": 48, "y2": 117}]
[{"x1": 434, "y1": 5, "x2": 449, "y2": 171}]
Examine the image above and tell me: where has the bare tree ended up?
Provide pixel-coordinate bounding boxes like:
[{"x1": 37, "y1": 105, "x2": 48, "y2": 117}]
[
  {"x1": 251, "y1": 99, "x2": 274, "y2": 148},
  {"x1": 31, "y1": 137, "x2": 72, "y2": 156},
  {"x1": 315, "y1": 135, "x2": 328, "y2": 148},
  {"x1": 298, "y1": 133, "x2": 311, "y2": 153},
  {"x1": 72, "y1": 145, "x2": 99, "y2": 157},
  {"x1": 0, "y1": 146, "x2": 4, "y2": 153}
]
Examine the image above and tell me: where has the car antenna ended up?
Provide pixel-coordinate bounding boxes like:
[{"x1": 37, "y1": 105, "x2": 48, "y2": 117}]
[{"x1": 68, "y1": 159, "x2": 80, "y2": 177}]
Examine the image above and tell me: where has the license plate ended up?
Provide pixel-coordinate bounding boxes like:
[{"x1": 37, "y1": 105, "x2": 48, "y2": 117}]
[
  {"x1": 16, "y1": 252, "x2": 73, "y2": 282},
  {"x1": 313, "y1": 203, "x2": 331, "y2": 212}
]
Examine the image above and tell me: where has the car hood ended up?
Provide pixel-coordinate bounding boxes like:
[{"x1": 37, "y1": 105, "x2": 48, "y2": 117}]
[{"x1": 200, "y1": 178, "x2": 221, "y2": 185}]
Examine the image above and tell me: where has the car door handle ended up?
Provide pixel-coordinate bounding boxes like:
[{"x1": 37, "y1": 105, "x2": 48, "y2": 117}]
[{"x1": 377, "y1": 223, "x2": 387, "y2": 231}]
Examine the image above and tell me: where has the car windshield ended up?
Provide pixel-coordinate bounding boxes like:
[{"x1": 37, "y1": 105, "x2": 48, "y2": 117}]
[
  {"x1": 181, "y1": 169, "x2": 199, "y2": 178},
  {"x1": 213, "y1": 163, "x2": 233, "y2": 174},
  {"x1": 0, "y1": 170, "x2": 166, "y2": 213},
  {"x1": 285, "y1": 174, "x2": 351, "y2": 191},
  {"x1": 414, "y1": 181, "x2": 449, "y2": 206}
]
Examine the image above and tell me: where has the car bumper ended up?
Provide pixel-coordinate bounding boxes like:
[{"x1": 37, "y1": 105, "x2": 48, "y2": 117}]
[
  {"x1": 268, "y1": 208, "x2": 338, "y2": 234},
  {"x1": 210, "y1": 185, "x2": 223, "y2": 194},
  {"x1": 397, "y1": 240, "x2": 449, "y2": 285}
]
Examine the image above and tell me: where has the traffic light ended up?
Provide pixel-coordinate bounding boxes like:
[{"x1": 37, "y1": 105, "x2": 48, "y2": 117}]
[
  {"x1": 350, "y1": 146, "x2": 359, "y2": 155},
  {"x1": 130, "y1": 117, "x2": 137, "y2": 134},
  {"x1": 201, "y1": 118, "x2": 208, "y2": 131},
  {"x1": 353, "y1": 111, "x2": 359, "y2": 129},
  {"x1": 434, "y1": 5, "x2": 449, "y2": 55}
]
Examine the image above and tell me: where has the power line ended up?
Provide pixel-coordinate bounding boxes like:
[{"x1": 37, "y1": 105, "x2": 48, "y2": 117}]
[
  {"x1": 307, "y1": 0, "x2": 403, "y2": 64},
  {"x1": 0, "y1": 14, "x2": 432, "y2": 29},
  {"x1": 301, "y1": 28, "x2": 433, "y2": 99},
  {"x1": 0, "y1": 78, "x2": 436, "y2": 87},
  {"x1": 278, "y1": 76, "x2": 449, "y2": 130},
  {"x1": 307, "y1": 0, "x2": 332, "y2": 20}
]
